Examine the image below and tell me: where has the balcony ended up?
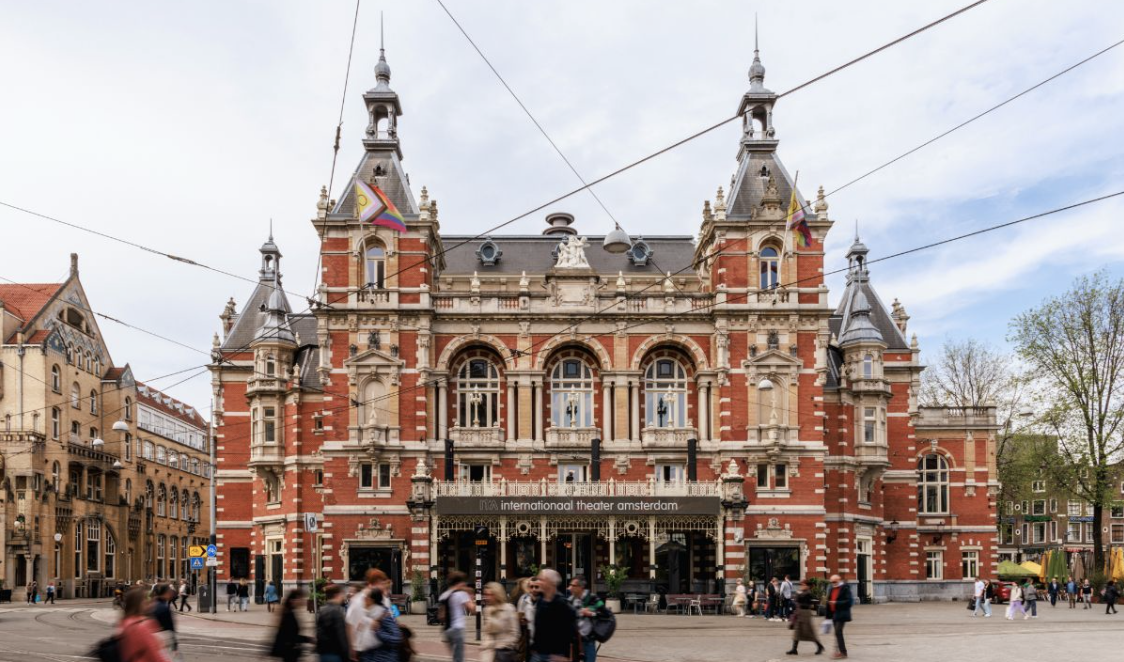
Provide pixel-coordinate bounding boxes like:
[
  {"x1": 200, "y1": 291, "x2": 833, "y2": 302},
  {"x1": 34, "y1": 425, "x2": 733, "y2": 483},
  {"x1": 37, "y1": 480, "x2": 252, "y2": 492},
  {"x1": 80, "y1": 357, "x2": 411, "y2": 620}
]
[
  {"x1": 449, "y1": 426, "x2": 505, "y2": 448},
  {"x1": 248, "y1": 443, "x2": 284, "y2": 467},
  {"x1": 434, "y1": 479, "x2": 721, "y2": 498},
  {"x1": 640, "y1": 426, "x2": 697, "y2": 449},
  {"x1": 245, "y1": 376, "x2": 286, "y2": 396},
  {"x1": 544, "y1": 426, "x2": 598, "y2": 449},
  {"x1": 66, "y1": 441, "x2": 121, "y2": 466},
  {"x1": 916, "y1": 405, "x2": 997, "y2": 429}
]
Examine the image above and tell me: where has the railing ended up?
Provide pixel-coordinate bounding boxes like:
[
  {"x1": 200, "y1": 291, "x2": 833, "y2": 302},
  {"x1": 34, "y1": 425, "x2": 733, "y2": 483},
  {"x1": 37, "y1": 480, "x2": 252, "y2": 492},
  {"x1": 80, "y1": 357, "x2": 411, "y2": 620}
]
[
  {"x1": 449, "y1": 426, "x2": 505, "y2": 445},
  {"x1": 916, "y1": 405, "x2": 996, "y2": 428},
  {"x1": 249, "y1": 444, "x2": 284, "y2": 462},
  {"x1": 66, "y1": 441, "x2": 120, "y2": 464},
  {"x1": 434, "y1": 479, "x2": 721, "y2": 498},
  {"x1": 640, "y1": 426, "x2": 697, "y2": 447},
  {"x1": 545, "y1": 426, "x2": 599, "y2": 447}
]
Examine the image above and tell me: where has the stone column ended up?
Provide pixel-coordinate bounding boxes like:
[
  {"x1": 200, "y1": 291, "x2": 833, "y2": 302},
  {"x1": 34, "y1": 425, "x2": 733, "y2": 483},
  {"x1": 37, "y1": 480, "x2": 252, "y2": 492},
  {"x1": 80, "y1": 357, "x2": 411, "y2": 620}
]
[
  {"x1": 437, "y1": 383, "x2": 448, "y2": 438},
  {"x1": 506, "y1": 383, "x2": 516, "y2": 442},
  {"x1": 518, "y1": 380, "x2": 533, "y2": 441},
  {"x1": 499, "y1": 518, "x2": 508, "y2": 581},
  {"x1": 630, "y1": 382, "x2": 641, "y2": 442},
  {"x1": 533, "y1": 380, "x2": 544, "y2": 443},
  {"x1": 608, "y1": 518, "x2": 616, "y2": 569},
  {"x1": 601, "y1": 383, "x2": 612, "y2": 441},
  {"x1": 698, "y1": 383, "x2": 709, "y2": 442},
  {"x1": 540, "y1": 519, "x2": 548, "y2": 566}
]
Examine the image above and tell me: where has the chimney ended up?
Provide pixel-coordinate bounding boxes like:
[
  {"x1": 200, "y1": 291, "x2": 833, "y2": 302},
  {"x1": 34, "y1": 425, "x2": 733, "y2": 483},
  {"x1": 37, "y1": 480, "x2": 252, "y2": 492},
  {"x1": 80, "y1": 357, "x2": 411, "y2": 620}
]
[{"x1": 70, "y1": 253, "x2": 79, "y2": 278}]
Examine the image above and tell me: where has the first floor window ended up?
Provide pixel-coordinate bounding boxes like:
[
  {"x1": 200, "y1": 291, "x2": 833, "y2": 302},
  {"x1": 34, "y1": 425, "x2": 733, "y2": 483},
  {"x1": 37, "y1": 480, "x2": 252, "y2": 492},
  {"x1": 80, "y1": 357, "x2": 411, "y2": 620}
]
[
  {"x1": 1031, "y1": 522, "x2": 1047, "y2": 544},
  {"x1": 918, "y1": 454, "x2": 949, "y2": 514},
  {"x1": 457, "y1": 464, "x2": 491, "y2": 483},
  {"x1": 925, "y1": 551, "x2": 943, "y2": 580},
  {"x1": 774, "y1": 464, "x2": 788, "y2": 489},
  {"x1": 51, "y1": 408, "x2": 60, "y2": 440},
  {"x1": 1032, "y1": 500, "x2": 1046, "y2": 516},
  {"x1": 1068, "y1": 522, "x2": 1082, "y2": 542},
  {"x1": 86, "y1": 520, "x2": 100, "y2": 573},
  {"x1": 74, "y1": 524, "x2": 82, "y2": 578},
  {"x1": 961, "y1": 551, "x2": 979, "y2": 579},
  {"x1": 656, "y1": 464, "x2": 685, "y2": 483},
  {"x1": 1068, "y1": 500, "x2": 1082, "y2": 516},
  {"x1": 157, "y1": 535, "x2": 166, "y2": 579},
  {"x1": 1112, "y1": 524, "x2": 1124, "y2": 544},
  {"x1": 557, "y1": 464, "x2": 587, "y2": 483},
  {"x1": 756, "y1": 463, "x2": 789, "y2": 490},
  {"x1": 863, "y1": 407, "x2": 876, "y2": 443},
  {"x1": 359, "y1": 463, "x2": 393, "y2": 489}
]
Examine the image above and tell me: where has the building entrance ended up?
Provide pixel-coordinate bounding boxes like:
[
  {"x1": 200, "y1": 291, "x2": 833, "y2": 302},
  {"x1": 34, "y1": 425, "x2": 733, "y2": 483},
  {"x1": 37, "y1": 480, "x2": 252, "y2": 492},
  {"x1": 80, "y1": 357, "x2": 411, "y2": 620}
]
[
  {"x1": 554, "y1": 533, "x2": 593, "y2": 584},
  {"x1": 348, "y1": 546, "x2": 403, "y2": 592},
  {"x1": 748, "y1": 546, "x2": 801, "y2": 583}
]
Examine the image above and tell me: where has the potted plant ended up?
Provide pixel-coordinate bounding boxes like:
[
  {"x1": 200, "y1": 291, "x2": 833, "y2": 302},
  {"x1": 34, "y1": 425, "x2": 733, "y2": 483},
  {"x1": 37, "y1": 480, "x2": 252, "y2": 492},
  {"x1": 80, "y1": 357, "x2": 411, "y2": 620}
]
[
  {"x1": 599, "y1": 564, "x2": 628, "y2": 613},
  {"x1": 410, "y1": 569, "x2": 429, "y2": 615}
]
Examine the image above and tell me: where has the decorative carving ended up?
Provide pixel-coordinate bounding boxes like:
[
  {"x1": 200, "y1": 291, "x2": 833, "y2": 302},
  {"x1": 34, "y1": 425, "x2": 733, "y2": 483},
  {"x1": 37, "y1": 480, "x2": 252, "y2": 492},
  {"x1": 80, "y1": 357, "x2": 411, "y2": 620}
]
[
  {"x1": 755, "y1": 518, "x2": 793, "y2": 539},
  {"x1": 554, "y1": 235, "x2": 590, "y2": 269}
]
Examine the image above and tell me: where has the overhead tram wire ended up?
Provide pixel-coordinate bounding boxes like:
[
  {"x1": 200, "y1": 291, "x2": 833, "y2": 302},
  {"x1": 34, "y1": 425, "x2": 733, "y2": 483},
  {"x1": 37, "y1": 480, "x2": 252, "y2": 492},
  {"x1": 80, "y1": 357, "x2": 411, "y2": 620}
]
[
  {"x1": 0, "y1": 0, "x2": 991, "y2": 325},
  {"x1": 254, "y1": 190, "x2": 1124, "y2": 437}
]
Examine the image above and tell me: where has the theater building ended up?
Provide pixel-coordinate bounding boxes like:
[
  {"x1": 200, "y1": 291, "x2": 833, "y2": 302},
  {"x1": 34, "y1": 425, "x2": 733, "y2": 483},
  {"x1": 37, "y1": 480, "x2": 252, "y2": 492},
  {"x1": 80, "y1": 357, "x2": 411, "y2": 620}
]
[{"x1": 211, "y1": 45, "x2": 998, "y2": 602}]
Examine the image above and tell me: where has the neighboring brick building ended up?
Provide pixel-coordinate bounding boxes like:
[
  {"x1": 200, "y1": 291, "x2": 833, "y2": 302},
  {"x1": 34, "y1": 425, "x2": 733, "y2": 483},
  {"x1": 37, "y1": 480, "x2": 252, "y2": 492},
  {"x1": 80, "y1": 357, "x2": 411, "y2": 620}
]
[
  {"x1": 0, "y1": 255, "x2": 210, "y2": 600},
  {"x1": 211, "y1": 46, "x2": 997, "y2": 602}
]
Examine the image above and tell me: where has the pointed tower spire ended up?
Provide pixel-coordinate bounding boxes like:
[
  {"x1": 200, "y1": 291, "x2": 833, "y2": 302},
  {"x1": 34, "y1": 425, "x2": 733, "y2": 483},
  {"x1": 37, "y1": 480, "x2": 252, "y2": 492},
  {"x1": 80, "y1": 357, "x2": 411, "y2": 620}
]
[
  {"x1": 738, "y1": 16, "x2": 777, "y2": 156},
  {"x1": 748, "y1": 14, "x2": 768, "y2": 92}
]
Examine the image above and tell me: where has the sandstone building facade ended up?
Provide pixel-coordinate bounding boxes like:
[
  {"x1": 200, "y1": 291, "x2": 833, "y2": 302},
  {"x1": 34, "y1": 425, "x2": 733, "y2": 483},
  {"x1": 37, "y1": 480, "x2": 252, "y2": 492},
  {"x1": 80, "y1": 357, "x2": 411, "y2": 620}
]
[
  {"x1": 211, "y1": 47, "x2": 998, "y2": 602},
  {"x1": 0, "y1": 256, "x2": 211, "y2": 599}
]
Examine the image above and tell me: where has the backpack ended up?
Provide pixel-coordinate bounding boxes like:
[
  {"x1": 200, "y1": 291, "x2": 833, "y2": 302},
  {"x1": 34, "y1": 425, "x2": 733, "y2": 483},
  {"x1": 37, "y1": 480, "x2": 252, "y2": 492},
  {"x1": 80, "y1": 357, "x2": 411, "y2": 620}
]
[
  {"x1": 437, "y1": 590, "x2": 459, "y2": 631},
  {"x1": 589, "y1": 606, "x2": 617, "y2": 643},
  {"x1": 90, "y1": 635, "x2": 123, "y2": 662}
]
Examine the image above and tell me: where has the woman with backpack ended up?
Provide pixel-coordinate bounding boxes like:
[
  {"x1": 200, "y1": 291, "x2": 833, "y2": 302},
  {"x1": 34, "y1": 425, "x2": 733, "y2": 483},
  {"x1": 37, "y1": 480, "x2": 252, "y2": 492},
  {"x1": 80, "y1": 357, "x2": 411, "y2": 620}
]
[
  {"x1": 368, "y1": 587, "x2": 403, "y2": 662},
  {"x1": 481, "y1": 582, "x2": 521, "y2": 662}
]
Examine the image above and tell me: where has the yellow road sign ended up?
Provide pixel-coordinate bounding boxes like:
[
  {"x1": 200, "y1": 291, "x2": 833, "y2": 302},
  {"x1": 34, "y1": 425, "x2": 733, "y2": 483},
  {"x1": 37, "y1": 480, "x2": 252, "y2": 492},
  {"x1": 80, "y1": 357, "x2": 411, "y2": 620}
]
[{"x1": 188, "y1": 545, "x2": 205, "y2": 558}]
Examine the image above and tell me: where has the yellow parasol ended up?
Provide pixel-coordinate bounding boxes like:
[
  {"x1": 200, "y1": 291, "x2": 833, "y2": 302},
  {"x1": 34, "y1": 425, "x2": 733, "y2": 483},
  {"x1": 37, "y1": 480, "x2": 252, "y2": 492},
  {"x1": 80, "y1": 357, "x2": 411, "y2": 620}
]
[
  {"x1": 1039, "y1": 551, "x2": 1050, "y2": 583},
  {"x1": 1021, "y1": 560, "x2": 1043, "y2": 578},
  {"x1": 1112, "y1": 548, "x2": 1124, "y2": 582}
]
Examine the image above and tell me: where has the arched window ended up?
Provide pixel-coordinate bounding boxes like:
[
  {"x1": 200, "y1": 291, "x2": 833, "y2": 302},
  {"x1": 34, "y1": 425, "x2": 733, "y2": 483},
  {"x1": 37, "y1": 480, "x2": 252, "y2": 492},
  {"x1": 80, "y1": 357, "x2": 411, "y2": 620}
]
[
  {"x1": 71, "y1": 382, "x2": 80, "y2": 409},
  {"x1": 52, "y1": 462, "x2": 60, "y2": 490},
  {"x1": 125, "y1": 478, "x2": 132, "y2": 505},
  {"x1": 51, "y1": 407, "x2": 61, "y2": 440},
  {"x1": 169, "y1": 489, "x2": 178, "y2": 519},
  {"x1": 93, "y1": 356, "x2": 100, "y2": 377},
  {"x1": 104, "y1": 528, "x2": 116, "y2": 577},
  {"x1": 550, "y1": 358, "x2": 594, "y2": 428},
  {"x1": 759, "y1": 246, "x2": 780, "y2": 289},
  {"x1": 145, "y1": 481, "x2": 154, "y2": 509},
  {"x1": 181, "y1": 489, "x2": 190, "y2": 520},
  {"x1": 66, "y1": 344, "x2": 74, "y2": 364},
  {"x1": 86, "y1": 519, "x2": 101, "y2": 573},
  {"x1": 456, "y1": 358, "x2": 500, "y2": 428},
  {"x1": 918, "y1": 454, "x2": 950, "y2": 514},
  {"x1": 124, "y1": 433, "x2": 132, "y2": 461},
  {"x1": 191, "y1": 458, "x2": 200, "y2": 475},
  {"x1": 143, "y1": 441, "x2": 155, "y2": 461},
  {"x1": 193, "y1": 493, "x2": 201, "y2": 521},
  {"x1": 168, "y1": 451, "x2": 178, "y2": 470},
  {"x1": 124, "y1": 397, "x2": 132, "y2": 421},
  {"x1": 365, "y1": 245, "x2": 386, "y2": 288},
  {"x1": 156, "y1": 534, "x2": 166, "y2": 579},
  {"x1": 71, "y1": 420, "x2": 80, "y2": 440},
  {"x1": 51, "y1": 365, "x2": 61, "y2": 392},
  {"x1": 89, "y1": 390, "x2": 98, "y2": 414},
  {"x1": 645, "y1": 358, "x2": 688, "y2": 428},
  {"x1": 156, "y1": 446, "x2": 167, "y2": 465},
  {"x1": 157, "y1": 484, "x2": 167, "y2": 517},
  {"x1": 862, "y1": 354, "x2": 873, "y2": 378}
]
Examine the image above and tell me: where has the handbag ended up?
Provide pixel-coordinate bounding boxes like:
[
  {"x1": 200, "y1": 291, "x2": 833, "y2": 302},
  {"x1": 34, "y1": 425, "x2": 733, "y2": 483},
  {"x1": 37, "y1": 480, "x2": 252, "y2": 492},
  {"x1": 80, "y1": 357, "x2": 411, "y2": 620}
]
[
  {"x1": 966, "y1": 598, "x2": 977, "y2": 611},
  {"x1": 819, "y1": 618, "x2": 833, "y2": 635},
  {"x1": 495, "y1": 649, "x2": 518, "y2": 662}
]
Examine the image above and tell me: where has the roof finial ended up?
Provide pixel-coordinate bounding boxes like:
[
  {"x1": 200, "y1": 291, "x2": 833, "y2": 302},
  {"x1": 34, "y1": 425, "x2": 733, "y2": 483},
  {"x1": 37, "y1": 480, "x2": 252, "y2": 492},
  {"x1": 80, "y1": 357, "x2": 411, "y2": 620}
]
[
  {"x1": 374, "y1": 12, "x2": 392, "y2": 87},
  {"x1": 269, "y1": 218, "x2": 274, "y2": 242},
  {"x1": 854, "y1": 219, "x2": 859, "y2": 242},
  {"x1": 380, "y1": 10, "x2": 384, "y2": 53},
  {"x1": 754, "y1": 13, "x2": 759, "y2": 54},
  {"x1": 748, "y1": 15, "x2": 766, "y2": 90}
]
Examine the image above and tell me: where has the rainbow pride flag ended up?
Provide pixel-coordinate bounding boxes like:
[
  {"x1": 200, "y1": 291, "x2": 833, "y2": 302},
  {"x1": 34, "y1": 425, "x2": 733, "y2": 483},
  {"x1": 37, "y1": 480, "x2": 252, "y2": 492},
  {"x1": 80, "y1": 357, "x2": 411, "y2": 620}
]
[
  {"x1": 355, "y1": 180, "x2": 407, "y2": 232},
  {"x1": 786, "y1": 188, "x2": 811, "y2": 249}
]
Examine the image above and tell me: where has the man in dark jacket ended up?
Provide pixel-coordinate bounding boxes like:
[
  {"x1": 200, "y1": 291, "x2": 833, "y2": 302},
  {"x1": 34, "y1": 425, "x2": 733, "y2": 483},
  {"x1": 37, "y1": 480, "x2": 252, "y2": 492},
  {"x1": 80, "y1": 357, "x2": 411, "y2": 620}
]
[
  {"x1": 316, "y1": 584, "x2": 351, "y2": 662},
  {"x1": 226, "y1": 579, "x2": 238, "y2": 611},
  {"x1": 531, "y1": 568, "x2": 576, "y2": 662},
  {"x1": 826, "y1": 574, "x2": 852, "y2": 660},
  {"x1": 1047, "y1": 578, "x2": 1060, "y2": 607},
  {"x1": 152, "y1": 584, "x2": 179, "y2": 655},
  {"x1": 1105, "y1": 580, "x2": 1119, "y2": 615}
]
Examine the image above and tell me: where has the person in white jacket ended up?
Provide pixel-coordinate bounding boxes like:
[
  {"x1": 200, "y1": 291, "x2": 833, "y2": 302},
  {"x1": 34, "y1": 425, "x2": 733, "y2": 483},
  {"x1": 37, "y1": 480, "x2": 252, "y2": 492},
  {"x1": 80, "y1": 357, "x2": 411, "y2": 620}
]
[{"x1": 1007, "y1": 583, "x2": 1027, "y2": 620}]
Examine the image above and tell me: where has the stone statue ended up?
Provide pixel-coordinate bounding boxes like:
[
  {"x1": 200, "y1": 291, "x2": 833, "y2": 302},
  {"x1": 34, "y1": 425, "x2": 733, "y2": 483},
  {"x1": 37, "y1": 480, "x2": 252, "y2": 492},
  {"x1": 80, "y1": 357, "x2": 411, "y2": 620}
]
[{"x1": 555, "y1": 235, "x2": 590, "y2": 269}]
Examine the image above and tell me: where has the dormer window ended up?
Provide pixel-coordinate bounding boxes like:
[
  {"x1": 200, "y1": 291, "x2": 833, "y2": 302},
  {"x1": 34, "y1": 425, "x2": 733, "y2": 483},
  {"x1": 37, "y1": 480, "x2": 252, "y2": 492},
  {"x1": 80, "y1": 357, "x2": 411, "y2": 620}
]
[
  {"x1": 476, "y1": 238, "x2": 502, "y2": 266},
  {"x1": 628, "y1": 239, "x2": 652, "y2": 266},
  {"x1": 365, "y1": 245, "x2": 386, "y2": 288},
  {"x1": 759, "y1": 246, "x2": 779, "y2": 289}
]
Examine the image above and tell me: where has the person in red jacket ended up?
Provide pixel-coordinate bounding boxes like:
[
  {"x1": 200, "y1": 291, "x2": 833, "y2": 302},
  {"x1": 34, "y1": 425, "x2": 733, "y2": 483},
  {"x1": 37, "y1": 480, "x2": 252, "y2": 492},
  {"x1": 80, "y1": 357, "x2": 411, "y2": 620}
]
[{"x1": 117, "y1": 587, "x2": 174, "y2": 662}]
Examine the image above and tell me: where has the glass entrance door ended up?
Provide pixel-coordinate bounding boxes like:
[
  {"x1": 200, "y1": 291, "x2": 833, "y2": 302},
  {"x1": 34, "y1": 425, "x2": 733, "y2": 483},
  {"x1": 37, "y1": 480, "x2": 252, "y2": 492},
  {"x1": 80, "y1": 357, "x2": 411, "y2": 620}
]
[
  {"x1": 554, "y1": 533, "x2": 593, "y2": 584},
  {"x1": 748, "y1": 547, "x2": 801, "y2": 583},
  {"x1": 856, "y1": 538, "x2": 872, "y2": 603},
  {"x1": 656, "y1": 533, "x2": 691, "y2": 593}
]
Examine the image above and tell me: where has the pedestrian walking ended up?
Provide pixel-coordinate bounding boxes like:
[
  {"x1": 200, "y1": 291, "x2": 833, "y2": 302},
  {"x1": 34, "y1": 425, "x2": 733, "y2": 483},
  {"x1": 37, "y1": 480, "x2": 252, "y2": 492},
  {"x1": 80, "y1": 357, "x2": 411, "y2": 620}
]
[
  {"x1": 529, "y1": 568, "x2": 576, "y2": 662},
  {"x1": 367, "y1": 587, "x2": 403, "y2": 662},
  {"x1": 1023, "y1": 580, "x2": 1038, "y2": 619},
  {"x1": 972, "y1": 577, "x2": 991, "y2": 617},
  {"x1": 26, "y1": 580, "x2": 38, "y2": 605},
  {"x1": 765, "y1": 578, "x2": 780, "y2": 621},
  {"x1": 270, "y1": 588, "x2": 313, "y2": 662},
  {"x1": 1006, "y1": 582, "x2": 1026, "y2": 620},
  {"x1": 1081, "y1": 579, "x2": 1093, "y2": 609},
  {"x1": 316, "y1": 584, "x2": 351, "y2": 662},
  {"x1": 984, "y1": 580, "x2": 995, "y2": 616},
  {"x1": 781, "y1": 575, "x2": 795, "y2": 619},
  {"x1": 45, "y1": 582, "x2": 56, "y2": 605},
  {"x1": 237, "y1": 578, "x2": 251, "y2": 611},
  {"x1": 825, "y1": 575, "x2": 852, "y2": 660},
  {"x1": 152, "y1": 584, "x2": 181, "y2": 661},
  {"x1": 568, "y1": 576, "x2": 604, "y2": 662},
  {"x1": 1105, "y1": 580, "x2": 1119, "y2": 615},
  {"x1": 1067, "y1": 577, "x2": 1078, "y2": 609},
  {"x1": 482, "y1": 582, "x2": 521, "y2": 662},
  {"x1": 265, "y1": 580, "x2": 280, "y2": 613},
  {"x1": 1047, "y1": 578, "x2": 1060, "y2": 607},
  {"x1": 114, "y1": 586, "x2": 172, "y2": 662},
  {"x1": 515, "y1": 577, "x2": 538, "y2": 658},
  {"x1": 347, "y1": 569, "x2": 394, "y2": 662},
  {"x1": 746, "y1": 581, "x2": 759, "y2": 618},
  {"x1": 786, "y1": 580, "x2": 824, "y2": 656},
  {"x1": 438, "y1": 571, "x2": 474, "y2": 662},
  {"x1": 226, "y1": 579, "x2": 238, "y2": 611},
  {"x1": 178, "y1": 579, "x2": 193, "y2": 612},
  {"x1": 732, "y1": 578, "x2": 748, "y2": 617}
]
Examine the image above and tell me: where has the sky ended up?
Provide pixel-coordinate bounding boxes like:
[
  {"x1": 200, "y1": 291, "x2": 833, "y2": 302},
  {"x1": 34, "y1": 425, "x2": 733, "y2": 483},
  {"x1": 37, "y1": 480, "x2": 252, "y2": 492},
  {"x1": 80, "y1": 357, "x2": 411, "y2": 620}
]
[{"x1": 2, "y1": 0, "x2": 1123, "y2": 414}]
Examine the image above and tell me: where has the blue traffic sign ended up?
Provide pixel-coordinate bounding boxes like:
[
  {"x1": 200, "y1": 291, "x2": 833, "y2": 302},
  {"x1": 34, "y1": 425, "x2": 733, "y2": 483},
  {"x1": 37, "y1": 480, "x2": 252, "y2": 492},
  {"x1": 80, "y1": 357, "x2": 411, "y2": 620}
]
[
  {"x1": 190, "y1": 557, "x2": 205, "y2": 570},
  {"x1": 206, "y1": 544, "x2": 218, "y2": 558}
]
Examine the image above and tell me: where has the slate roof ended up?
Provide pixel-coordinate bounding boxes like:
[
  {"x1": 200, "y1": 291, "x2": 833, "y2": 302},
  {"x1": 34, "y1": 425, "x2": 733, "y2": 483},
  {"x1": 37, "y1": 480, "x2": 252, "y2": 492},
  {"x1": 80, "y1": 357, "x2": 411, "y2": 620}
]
[
  {"x1": 726, "y1": 150, "x2": 809, "y2": 219},
  {"x1": 440, "y1": 235, "x2": 697, "y2": 276},
  {"x1": 831, "y1": 280, "x2": 909, "y2": 351},
  {"x1": 330, "y1": 150, "x2": 418, "y2": 220},
  {"x1": 222, "y1": 281, "x2": 294, "y2": 351}
]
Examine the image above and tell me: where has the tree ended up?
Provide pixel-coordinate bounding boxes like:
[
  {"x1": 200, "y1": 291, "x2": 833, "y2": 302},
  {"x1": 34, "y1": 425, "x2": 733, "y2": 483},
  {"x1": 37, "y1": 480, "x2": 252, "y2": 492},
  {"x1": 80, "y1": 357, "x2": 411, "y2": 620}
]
[{"x1": 1009, "y1": 271, "x2": 1124, "y2": 571}]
